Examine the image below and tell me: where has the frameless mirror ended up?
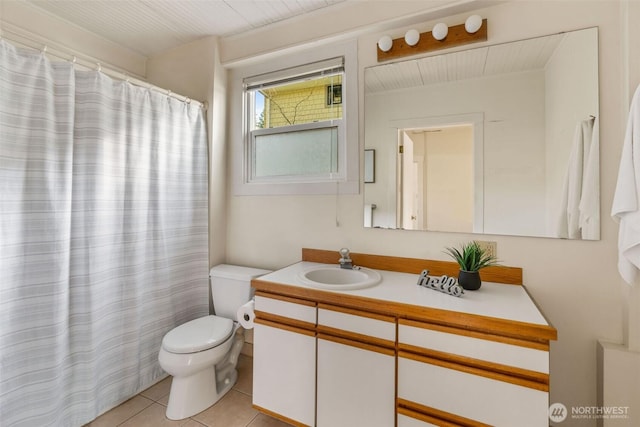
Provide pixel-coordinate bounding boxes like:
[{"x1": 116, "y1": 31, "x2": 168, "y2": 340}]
[{"x1": 363, "y1": 27, "x2": 599, "y2": 239}]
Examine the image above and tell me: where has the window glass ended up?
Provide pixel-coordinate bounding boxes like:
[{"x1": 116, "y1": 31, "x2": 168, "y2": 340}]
[
  {"x1": 251, "y1": 75, "x2": 343, "y2": 130},
  {"x1": 244, "y1": 58, "x2": 344, "y2": 183},
  {"x1": 253, "y1": 127, "x2": 338, "y2": 178}
]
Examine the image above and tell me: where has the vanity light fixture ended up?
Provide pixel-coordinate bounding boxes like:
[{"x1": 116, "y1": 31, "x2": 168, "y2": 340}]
[
  {"x1": 465, "y1": 15, "x2": 483, "y2": 34},
  {"x1": 432, "y1": 23, "x2": 448, "y2": 41},
  {"x1": 377, "y1": 15, "x2": 487, "y2": 62},
  {"x1": 377, "y1": 35, "x2": 393, "y2": 52},
  {"x1": 404, "y1": 29, "x2": 420, "y2": 46}
]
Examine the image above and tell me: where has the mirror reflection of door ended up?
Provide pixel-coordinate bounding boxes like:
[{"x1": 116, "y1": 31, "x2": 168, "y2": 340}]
[
  {"x1": 397, "y1": 124, "x2": 475, "y2": 232},
  {"x1": 397, "y1": 131, "x2": 422, "y2": 230}
]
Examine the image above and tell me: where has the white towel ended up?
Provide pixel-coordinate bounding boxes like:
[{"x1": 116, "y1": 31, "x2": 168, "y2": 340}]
[
  {"x1": 557, "y1": 117, "x2": 595, "y2": 239},
  {"x1": 364, "y1": 204, "x2": 374, "y2": 227},
  {"x1": 579, "y1": 118, "x2": 600, "y2": 240},
  {"x1": 612, "y1": 86, "x2": 640, "y2": 284}
]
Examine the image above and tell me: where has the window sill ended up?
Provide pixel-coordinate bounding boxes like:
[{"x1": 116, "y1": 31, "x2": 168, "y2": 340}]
[{"x1": 233, "y1": 179, "x2": 359, "y2": 196}]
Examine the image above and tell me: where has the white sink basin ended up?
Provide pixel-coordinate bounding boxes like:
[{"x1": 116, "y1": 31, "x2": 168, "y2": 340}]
[{"x1": 298, "y1": 265, "x2": 381, "y2": 290}]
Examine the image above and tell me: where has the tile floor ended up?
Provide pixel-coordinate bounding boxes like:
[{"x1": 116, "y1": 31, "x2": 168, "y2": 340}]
[{"x1": 85, "y1": 355, "x2": 291, "y2": 427}]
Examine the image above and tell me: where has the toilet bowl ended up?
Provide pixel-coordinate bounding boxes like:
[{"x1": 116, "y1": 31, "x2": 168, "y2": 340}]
[
  {"x1": 158, "y1": 316, "x2": 242, "y2": 420},
  {"x1": 158, "y1": 264, "x2": 271, "y2": 420}
]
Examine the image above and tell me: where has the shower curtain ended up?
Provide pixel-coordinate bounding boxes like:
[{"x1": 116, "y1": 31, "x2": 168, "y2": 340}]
[{"x1": 0, "y1": 40, "x2": 210, "y2": 426}]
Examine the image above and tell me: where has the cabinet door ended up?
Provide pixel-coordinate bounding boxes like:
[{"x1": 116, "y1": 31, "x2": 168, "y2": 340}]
[
  {"x1": 253, "y1": 322, "x2": 316, "y2": 427},
  {"x1": 317, "y1": 336, "x2": 395, "y2": 427}
]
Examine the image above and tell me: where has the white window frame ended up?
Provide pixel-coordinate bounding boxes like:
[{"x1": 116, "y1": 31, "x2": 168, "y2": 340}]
[
  {"x1": 244, "y1": 57, "x2": 344, "y2": 184},
  {"x1": 230, "y1": 40, "x2": 359, "y2": 196}
]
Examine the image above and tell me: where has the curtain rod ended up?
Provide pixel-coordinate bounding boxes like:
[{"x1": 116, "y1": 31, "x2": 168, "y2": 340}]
[{"x1": 0, "y1": 26, "x2": 207, "y2": 110}]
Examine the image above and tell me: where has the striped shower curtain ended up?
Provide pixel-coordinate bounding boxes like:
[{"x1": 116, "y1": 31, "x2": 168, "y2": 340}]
[{"x1": 0, "y1": 40, "x2": 210, "y2": 426}]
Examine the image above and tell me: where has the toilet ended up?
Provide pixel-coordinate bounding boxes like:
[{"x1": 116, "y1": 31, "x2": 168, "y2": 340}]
[{"x1": 158, "y1": 264, "x2": 271, "y2": 420}]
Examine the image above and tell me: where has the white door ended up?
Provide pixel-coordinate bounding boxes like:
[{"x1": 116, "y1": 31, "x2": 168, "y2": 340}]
[{"x1": 399, "y1": 132, "x2": 424, "y2": 230}]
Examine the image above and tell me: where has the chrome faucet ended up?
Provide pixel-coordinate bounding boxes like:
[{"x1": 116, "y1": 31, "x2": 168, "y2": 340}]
[{"x1": 339, "y1": 248, "x2": 353, "y2": 269}]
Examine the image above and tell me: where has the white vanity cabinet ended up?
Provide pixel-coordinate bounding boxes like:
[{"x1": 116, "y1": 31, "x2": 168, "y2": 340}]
[
  {"x1": 252, "y1": 292, "x2": 317, "y2": 427},
  {"x1": 316, "y1": 304, "x2": 396, "y2": 427},
  {"x1": 251, "y1": 250, "x2": 557, "y2": 427},
  {"x1": 397, "y1": 318, "x2": 551, "y2": 426}
]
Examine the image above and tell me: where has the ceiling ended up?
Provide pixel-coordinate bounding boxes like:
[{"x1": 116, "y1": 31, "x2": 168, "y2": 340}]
[
  {"x1": 365, "y1": 32, "x2": 565, "y2": 93},
  {"x1": 25, "y1": 0, "x2": 347, "y2": 56}
]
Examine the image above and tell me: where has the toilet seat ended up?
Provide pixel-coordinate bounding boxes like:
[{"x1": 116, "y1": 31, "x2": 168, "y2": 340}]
[{"x1": 162, "y1": 315, "x2": 233, "y2": 354}]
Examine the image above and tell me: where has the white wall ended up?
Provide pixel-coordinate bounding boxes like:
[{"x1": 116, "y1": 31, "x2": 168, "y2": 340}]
[
  {"x1": 364, "y1": 70, "x2": 546, "y2": 235},
  {"x1": 425, "y1": 126, "x2": 474, "y2": 233},
  {"x1": 225, "y1": 2, "x2": 628, "y2": 426}
]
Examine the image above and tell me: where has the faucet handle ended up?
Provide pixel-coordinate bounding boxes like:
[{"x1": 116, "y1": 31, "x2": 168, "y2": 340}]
[{"x1": 339, "y1": 248, "x2": 350, "y2": 259}]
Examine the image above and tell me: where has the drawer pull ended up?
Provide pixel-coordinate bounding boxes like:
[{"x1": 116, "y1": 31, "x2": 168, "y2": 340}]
[
  {"x1": 254, "y1": 317, "x2": 316, "y2": 337},
  {"x1": 399, "y1": 350, "x2": 548, "y2": 392},
  {"x1": 398, "y1": 399, "x2": 491, "y2": 427},
  {"x1": 318, "y1": 333, "x2": 395, "y2": 356}
]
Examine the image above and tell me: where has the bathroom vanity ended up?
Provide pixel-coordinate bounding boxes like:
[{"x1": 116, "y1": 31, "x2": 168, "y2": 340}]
[{"x1": 251, "y1": 249, "x2": 556, "y2": 427}]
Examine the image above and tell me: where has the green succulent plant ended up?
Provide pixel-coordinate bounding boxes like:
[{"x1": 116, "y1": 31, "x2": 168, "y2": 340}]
[{"x1": 444, "y1": 241, "x2": 499, "y2": 272}]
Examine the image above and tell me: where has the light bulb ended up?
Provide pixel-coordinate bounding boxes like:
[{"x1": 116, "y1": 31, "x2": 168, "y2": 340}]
[
  {"x1": 465, "y1": 15, "x2": 483, "y2": 34},
  {"x1": 404, "y1": 29, "x2": 420, "y2": 46},
  {"x1": 378, "y1": 35, "x2": 393, "y2": 52},
  {"x1": 432, "y1": 23, "x2": 448, "y2": 41}
]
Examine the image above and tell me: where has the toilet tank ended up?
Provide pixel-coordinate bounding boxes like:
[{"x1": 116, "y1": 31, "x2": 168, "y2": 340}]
[{"x1": 209, "y1": 264, "x2": 272, "y2": 319}]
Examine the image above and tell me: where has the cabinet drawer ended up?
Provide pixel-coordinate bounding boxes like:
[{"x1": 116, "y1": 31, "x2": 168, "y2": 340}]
[
  {"x1": 255, "y1": 293, "x2": 316, "y2": 325},
  {"x1": 317, "y1": 304, "x2": 395, "y2": 343},
  {"x1": 398, "y1": 355, "x2": 548, "y2": 427},
  {"x1": 399, "y1": 320, "x2": 548, "y2": 374}
]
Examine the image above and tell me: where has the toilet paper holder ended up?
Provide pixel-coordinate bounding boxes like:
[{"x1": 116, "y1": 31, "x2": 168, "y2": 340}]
[{"x1": 236, "y1": 299, "x2": 255, "y2": 329}]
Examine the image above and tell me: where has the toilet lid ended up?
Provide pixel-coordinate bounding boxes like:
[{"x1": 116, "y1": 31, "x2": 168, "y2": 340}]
[{"x1": 162, "y1": 315, "x2": 234, "y2": 354}]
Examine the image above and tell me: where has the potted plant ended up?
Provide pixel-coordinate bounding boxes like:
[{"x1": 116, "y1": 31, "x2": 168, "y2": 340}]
[{"x1": 444, "y1": 241, "x2": 499, "y2": 290}]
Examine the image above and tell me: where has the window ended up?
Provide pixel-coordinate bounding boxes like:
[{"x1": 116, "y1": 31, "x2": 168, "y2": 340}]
[
  {"x1": 326, "y1": 84, "x2": 342, "y2": 106},
  {"x1": 244, "y1": 57, "x2": 345, "y2": 184},
  {"x1": 230, "y1": 40, "x2": 358, "y2": 196}
]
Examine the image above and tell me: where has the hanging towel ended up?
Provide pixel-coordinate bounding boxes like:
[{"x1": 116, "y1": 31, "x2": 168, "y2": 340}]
[
  {"x1": 557, "y1": 117, "x2": 595, "y2": 239},
  {"x1": 612, "y1": 86, "x2": 640, "y2": 284},
  {"x1": 579, "y1": 117, "x2": 600, "y2": 240},
  {"x1": 364, "y1": 204, "x2": 375, "y2": 227}
]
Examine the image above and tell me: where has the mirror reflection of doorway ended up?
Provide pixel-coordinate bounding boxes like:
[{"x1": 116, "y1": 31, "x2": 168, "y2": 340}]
[{"x1": 397, "y1": 124, "x2": 476, "y2": 232}]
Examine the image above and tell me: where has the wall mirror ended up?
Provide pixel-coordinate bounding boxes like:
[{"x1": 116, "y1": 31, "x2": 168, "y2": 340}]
[{"x1": 363, "y1": 27, "x2": 600, "y2": 240}]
